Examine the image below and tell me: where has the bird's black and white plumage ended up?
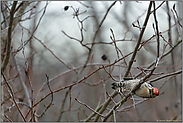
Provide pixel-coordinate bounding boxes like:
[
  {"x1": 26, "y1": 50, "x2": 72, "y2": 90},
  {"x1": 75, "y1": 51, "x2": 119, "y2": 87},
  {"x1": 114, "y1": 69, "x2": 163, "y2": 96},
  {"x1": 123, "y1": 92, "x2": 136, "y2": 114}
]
[{"x1": 111, "y1": 78, "x2": 159, "y2": 98}]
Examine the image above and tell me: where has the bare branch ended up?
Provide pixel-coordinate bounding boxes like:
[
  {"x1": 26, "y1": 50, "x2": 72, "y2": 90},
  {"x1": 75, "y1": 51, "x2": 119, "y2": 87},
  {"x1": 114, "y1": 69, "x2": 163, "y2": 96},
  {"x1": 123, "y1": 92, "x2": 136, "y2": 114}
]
[
  {"x1": 1, "y1": 1, "x2": 17, "y2": 72},
  {"x1": 1, "y1": 72, "x2": 26, "y2": 121},
  {"x1": 124, "y1": 1, "x2": 153, "y2": 77},
  {"x1": 153, "y1": 1, "x2": 160, "y2": 58},
  {"x1": 149, "y1": 70, "x2": 182, "y2": 83},
  {"x1": 35, "y1": 74, "x2": 54, "y2": 118},
  {"x1": 75, "y1": 98, "x2": 105, "y2": 118}
]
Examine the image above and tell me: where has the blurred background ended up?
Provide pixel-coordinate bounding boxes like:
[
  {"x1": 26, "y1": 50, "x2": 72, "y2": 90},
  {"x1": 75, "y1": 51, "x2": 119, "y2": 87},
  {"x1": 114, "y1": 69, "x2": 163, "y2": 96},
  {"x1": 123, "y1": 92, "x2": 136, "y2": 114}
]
[{"x1": 1, "y1": 1, "x2": 182, "y2": 122}]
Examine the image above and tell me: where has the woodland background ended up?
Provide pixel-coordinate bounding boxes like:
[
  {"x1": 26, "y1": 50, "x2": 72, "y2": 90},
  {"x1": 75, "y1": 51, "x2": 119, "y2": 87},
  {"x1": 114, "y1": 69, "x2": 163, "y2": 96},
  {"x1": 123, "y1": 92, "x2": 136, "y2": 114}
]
[{"x1": 1, "y1": 1, "x2": 182, "y2": 122}]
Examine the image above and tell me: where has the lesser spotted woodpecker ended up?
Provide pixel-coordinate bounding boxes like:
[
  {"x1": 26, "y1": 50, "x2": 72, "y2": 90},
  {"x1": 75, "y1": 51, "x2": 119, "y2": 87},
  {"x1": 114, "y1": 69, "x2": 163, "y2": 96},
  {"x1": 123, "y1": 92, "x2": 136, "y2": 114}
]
[{"x1": 111, "y1": 78, "x2": 159, "y2": 98}]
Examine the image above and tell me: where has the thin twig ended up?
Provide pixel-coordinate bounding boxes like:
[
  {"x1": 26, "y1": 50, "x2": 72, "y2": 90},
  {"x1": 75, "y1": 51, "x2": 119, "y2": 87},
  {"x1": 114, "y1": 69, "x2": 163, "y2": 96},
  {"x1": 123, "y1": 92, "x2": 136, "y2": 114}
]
[
  {"x1": 117, "y1": 98, "x2": 150, "y2": 112},
  {"x1": 11, "y1": 53, "x2": 31, "y2": 108},
  {"x1": 153, "y1": 1, "x2": 160, "y2": 58},
  {"x1": 113, "y1": 110, "x2": 116, "y2": 122},
  {"x1": 75, "y1": 98, "x2": 105, "y2": 118},
  {"x1": 92, "y1": 1, "x2": 117, "y2": 42},
  {"x1": 135, "y1": 39, "x2": 182, "y2": 78},
  {"x1": 1, "y1": 72, "x2": 26, "y2": 121},
  {"x1": 172, "y1": 4, "x2": 182, "y2": 27},
  {"x1": 110, "y1": 29, "x2": 119, "y2": 59},
  {"x1": 106, "y1": 91, "x2": 116, "y2": 105},
  {"x1": 4, "y1": 114, "x2": 13, "y2": 122},
  {"x1": 35, "y1": 74, "x2": 54, "y2": 118},
  {"x1": 15, "y1": 1, "x2": 48, "y2": 53},
  {"x1": 57, "y1": 90, "x2": 69, "y2": 121},
  {"x1": 102, "y1": 65, "x2": 119, "y2": 82},
  {"x1": 18, "y1": 23, "x2": 74, "y2": 71},
  {"x1": 149, "y1": 70, "x2": 182, "y2": 83},
  {"x1": 150, "y1": 1, "x2": 166, "y2": 14},
  {"x1": 68, "y1": 87, "x2": 72, "y2": 122}
]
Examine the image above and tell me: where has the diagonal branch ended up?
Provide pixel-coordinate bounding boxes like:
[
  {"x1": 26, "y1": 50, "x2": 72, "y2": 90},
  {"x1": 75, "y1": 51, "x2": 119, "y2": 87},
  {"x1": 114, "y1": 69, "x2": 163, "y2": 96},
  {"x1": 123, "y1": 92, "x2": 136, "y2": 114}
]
[
  {"x1": 1, "y1": 72, "x2": 26, "y2": 121},
  {"x1": 75, "y1": 98, "x2": 105, "y2": 118},
  {"x1": 124, "y1": 1, "x2": 153, "y2": 77}
]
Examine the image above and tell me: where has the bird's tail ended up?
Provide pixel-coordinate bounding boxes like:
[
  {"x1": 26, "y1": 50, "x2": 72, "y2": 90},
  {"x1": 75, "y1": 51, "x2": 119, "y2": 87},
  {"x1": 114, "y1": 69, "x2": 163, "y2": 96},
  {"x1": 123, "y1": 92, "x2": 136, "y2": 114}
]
[{"x1": 111, "y1": 82, "x2": 122, "y2": 91}]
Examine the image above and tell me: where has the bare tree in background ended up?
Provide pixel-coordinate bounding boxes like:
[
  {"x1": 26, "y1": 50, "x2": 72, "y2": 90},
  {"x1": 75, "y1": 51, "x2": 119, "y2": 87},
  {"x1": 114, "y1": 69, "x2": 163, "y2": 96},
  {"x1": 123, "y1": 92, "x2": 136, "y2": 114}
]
[{"x1": 1, "y1": 1, "x2": 182, "y2": 122}]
